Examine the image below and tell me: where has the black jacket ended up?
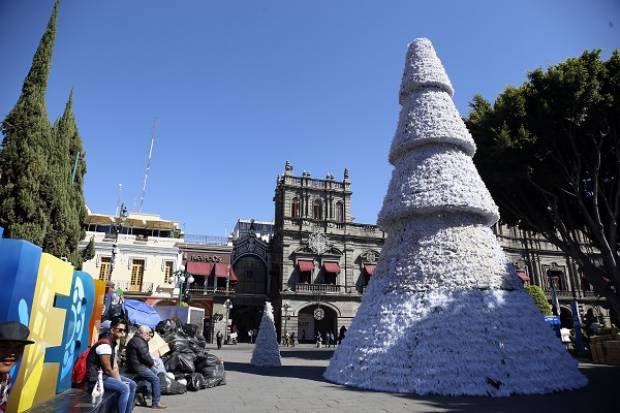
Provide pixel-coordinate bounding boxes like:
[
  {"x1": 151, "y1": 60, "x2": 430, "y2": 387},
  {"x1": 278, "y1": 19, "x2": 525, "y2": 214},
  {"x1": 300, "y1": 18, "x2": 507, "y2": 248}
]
[
  {"x1": 126, "y1": 335, "x2": 154, "y2": 372},
  {"x1": 86, "y1": 334, "x2": 116, "y2": 383}
]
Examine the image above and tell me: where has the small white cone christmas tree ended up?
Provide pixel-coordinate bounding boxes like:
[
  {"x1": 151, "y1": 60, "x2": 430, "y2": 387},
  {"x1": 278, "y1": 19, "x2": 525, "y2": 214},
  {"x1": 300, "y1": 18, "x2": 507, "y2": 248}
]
[
  {"x1": 250, "y1": 301, "x2": 282, "y2": 366},
  {"x1": 324, "y1": 38, "x2": 587, "y2": 396}
]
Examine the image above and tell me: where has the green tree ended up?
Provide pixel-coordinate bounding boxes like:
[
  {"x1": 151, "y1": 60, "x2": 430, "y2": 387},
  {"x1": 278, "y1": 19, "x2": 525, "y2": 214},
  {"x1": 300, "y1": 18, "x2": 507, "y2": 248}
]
[
  {"x1": 67, "y1": 92, "x2": 88, "y2": 267},
  {"x1": 44, "y1": 89, "x2": 88, "y2": 267},
  {"x1": 466, "y1": 49, "x2": 620, "y2": 323},
  {"x1": 43, "y1": 91, "x2": 73, "y2": 259},
  {"x1": 0, "y1": 0, "x2": 59, "y2": 244},
  {"x1": 79, "y1": 237, "x2": 96, "y2": 269},
  {"x1": 524, "y1": 284, "x2": 553, "y2": 316}
]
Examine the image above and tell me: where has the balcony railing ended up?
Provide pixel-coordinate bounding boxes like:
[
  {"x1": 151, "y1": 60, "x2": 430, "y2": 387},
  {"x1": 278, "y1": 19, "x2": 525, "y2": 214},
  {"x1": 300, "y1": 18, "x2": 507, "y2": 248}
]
[
  {"x1": 183, "y1": 234, "x2": 230, "y2": 246},
  {"x1": 114, "y1": 281, "x2": 154, "y2": 294},
  {"x1": 295, "y1": 283, "x2": 342, "y2": 293},
  {"x1": 188, "y1": 287, "x2": 235, "y2": 295},
  {"x1": 544, "y1": 289, "x2": 576, "y2": 299}
]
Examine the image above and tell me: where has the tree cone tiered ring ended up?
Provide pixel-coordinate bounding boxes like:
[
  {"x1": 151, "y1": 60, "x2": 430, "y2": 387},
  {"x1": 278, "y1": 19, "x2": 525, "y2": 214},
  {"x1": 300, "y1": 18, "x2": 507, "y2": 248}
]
[{"x1": 323, "y1": 38, "x2": 587, "y2": 396}]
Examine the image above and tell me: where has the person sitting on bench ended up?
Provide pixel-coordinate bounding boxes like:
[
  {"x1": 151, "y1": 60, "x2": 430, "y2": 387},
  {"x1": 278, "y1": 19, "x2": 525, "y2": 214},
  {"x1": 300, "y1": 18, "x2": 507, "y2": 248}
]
[
  {"x1": 126, "y1": 325, "x2": 166, "y2": 409},
  {"x1": 86, "y1": 318, "x2": 136, "y2": 413}
]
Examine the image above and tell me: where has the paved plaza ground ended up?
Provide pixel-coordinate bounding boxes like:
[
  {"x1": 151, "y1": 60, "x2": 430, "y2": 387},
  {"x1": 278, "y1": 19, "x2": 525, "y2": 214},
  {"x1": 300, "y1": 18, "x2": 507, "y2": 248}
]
[{"x1": 135, "y1": 343, "x2": 618, "y2": 413}]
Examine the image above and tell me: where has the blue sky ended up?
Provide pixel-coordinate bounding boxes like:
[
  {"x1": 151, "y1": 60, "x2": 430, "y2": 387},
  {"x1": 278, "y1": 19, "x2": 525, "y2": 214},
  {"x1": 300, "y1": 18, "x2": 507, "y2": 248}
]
[{"x1": 1, "y1": 0, "x2": 618, "y2": 236}]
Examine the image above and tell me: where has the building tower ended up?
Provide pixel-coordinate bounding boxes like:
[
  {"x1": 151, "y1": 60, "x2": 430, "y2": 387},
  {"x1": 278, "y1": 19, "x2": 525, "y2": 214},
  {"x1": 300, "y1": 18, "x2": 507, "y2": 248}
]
[{"x1": 324, "y1": 38, "x2": 586, "y2": 396}]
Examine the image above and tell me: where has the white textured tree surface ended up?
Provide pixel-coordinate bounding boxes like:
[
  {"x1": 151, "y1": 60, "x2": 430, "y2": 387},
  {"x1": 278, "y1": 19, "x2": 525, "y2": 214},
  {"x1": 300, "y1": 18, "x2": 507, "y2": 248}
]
[
  {"x1": 324, "y1": 38, "x2": 587, "y2": 396},
  {"x1": 250, "y1": 302, "x2": 281, "y2": 367}
]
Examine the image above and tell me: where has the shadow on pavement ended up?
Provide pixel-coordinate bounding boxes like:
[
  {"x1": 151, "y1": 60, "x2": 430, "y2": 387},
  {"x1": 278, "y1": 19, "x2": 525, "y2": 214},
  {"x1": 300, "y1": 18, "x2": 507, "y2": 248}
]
[
  {"x1": 280, "y1": 349, "x2": 335, "y2": 360},
  {"x1": 331, "y1": 364, "x2": 619, "y2": 413},
  {"x1": 224, "y1": 361, "x2": 329, "y2": 383}
]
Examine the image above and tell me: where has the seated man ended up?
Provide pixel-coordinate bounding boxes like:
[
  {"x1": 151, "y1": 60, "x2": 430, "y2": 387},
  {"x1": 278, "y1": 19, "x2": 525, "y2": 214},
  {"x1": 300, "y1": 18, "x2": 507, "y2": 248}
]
[
  {"x1": 0, "y1": 322, "x2": 34, "y2": 413},
  {"x1": 86, "y1": 318, "x2": 136, "y2": 413},
  {"x1": 126, "y1": 325, "x2": 166, "y2": 409}
]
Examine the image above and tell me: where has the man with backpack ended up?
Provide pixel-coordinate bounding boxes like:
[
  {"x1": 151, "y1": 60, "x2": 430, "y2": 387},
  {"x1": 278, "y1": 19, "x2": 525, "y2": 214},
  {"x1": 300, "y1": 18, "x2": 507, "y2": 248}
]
[
  {"x1": 85, "y1": 318, "x2": 136, "y2": 413},
  {"x1": 126, "y1": 325, "x2": 166, "y2": 409}
]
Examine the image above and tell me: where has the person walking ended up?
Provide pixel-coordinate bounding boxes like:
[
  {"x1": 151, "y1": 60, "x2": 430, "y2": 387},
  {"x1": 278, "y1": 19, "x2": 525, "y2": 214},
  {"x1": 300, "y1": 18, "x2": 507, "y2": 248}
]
[
  {"x1": 216, "y1": 330, "x2": 223, "y2": 350},
  {"x1": 126, "y1": 325, "x2": 166, "y2": 409},
  {"x1": 0, "y1": 322, "x2": 34, "y2": 413},
  {"x1": 338, "y1": 325, "x2": 347, "y2": 345},
  {"x1": 290, "y1": 332, "x2": 296, "y2": 347},
  {"x1": 248, "y1": 329, "x2": 254, "y2": 344},
  {"x1": 315, "y1": 331, "x2": 322, "y2": 348},
  {"x1": 86, "y1": 318, "x2": 136, "y2": 413}
]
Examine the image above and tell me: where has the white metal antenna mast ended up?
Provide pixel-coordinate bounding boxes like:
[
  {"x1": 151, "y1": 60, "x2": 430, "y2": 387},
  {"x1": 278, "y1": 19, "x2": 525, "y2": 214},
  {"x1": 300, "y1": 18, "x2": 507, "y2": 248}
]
[{"x1": 138, "y1": 118, "x2": 158, "y2": 212}]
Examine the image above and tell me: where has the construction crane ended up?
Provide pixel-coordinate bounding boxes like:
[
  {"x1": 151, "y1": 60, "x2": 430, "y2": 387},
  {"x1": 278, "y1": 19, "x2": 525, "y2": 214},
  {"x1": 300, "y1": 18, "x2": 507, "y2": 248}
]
[{"x1": 137, "y1": 119, "x2": 158, "y2": 212}]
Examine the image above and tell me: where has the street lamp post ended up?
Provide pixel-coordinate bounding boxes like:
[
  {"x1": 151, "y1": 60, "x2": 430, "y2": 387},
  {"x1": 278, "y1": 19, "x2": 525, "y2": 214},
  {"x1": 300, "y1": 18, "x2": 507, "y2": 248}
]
[
  {"x1": 282, "y1": 303, "x2": 290, "y2": 345},
  {"x1": 223, "y1": 298, "x2": 233, "y2": 344},
  {"x1": 172, "y1": 265, "x2": 194, "y2": 307},
  {"x1": 109, "y1": 203, "x2": 128, "y2": 278}
]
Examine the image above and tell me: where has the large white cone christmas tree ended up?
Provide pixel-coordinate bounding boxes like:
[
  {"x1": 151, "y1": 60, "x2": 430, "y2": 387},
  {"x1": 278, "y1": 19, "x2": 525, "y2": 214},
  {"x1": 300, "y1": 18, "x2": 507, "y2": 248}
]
[
  {"x1": 250, "y1": 302, "x2": 281, "y2": 366},
  {"x1": 324, "y1": 38, "x2": 587, "y2": 396}
]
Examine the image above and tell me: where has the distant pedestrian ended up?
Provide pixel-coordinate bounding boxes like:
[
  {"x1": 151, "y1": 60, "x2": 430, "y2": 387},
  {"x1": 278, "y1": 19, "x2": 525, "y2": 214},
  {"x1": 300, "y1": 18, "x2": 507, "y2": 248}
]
[
  {"x1": 326, "y1": 332, "x2": 332, "y2": 348},
  {"x1": 338, "y1": 325, "x2": 347, "y2": 345},
  {"x1": 284, "y1": 332, "x2": 290, "y2": 347},
  {"x1": 315, "y1": 332, "x2": 322, "y2": 348},
  {"x1": 248, "y1": 329, "x2": 254, "y2": 344},
  {"x1": 216, "y1": 330, "x2": 223, "y2": 350},
  {"x1": 290, "y1": 332, "x2": 296, "y2": 347},
  {"x1": 301, "y1": 330, "x2": 306, "y2": 343}
]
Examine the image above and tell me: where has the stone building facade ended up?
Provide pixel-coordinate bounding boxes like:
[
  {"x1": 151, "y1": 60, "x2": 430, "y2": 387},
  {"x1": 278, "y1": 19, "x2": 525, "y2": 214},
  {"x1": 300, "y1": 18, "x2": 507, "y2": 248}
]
[
  {"x1": 495, "y1": 224, "x2": 609, "y2": 327},
  {"x1": 269, "y1": 162, "x2": 609, "y2": 341},
  {"x1": 271, "y1": 162, "x2": 386, "y2": 342}
]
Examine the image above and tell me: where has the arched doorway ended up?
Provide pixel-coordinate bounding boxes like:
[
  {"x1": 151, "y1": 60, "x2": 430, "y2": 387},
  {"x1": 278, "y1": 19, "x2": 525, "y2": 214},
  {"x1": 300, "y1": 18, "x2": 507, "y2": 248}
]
[
  {"x1": 230, "y1": 305, "x2": 263, "y2": 343},
  {"x1": 560, "y1": 306, "x2": 573, "y2": 329},
  {"x1": 297, "y1": 305, "x2": 337, "y2": 343},
  {"x1": 229, "y1": 254, "x2": 268, "y2": 342}
]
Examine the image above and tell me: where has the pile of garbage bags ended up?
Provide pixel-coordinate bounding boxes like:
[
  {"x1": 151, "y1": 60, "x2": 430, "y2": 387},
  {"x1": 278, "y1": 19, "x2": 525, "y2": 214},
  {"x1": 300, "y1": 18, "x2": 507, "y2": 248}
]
[{"x1": 156, "y1": 319, "x2": 226, "y2": 391}]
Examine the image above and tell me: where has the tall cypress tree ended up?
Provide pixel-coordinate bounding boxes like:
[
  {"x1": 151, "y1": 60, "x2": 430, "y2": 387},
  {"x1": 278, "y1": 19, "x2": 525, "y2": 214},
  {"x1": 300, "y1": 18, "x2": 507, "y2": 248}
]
[
  {"x1": 43, "y1": 90, "x2": 74, "y2": 259},
  {"x1": 64, "y1": 90, "x2": 89, "y2": 267},
  {"x1": 0, "y1": 0, "x2": 59, "y2": 244}
]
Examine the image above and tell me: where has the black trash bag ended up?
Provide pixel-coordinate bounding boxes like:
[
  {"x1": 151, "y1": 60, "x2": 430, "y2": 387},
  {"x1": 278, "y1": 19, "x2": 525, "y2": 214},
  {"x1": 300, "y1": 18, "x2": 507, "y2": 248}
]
[
  {"x1": 176, "y1": 351, "x2": 196, "y2": 373},
  {"x1": 194, "y1": 355, "x2": 209, "y2": 371},
  {"x1": 202, "y1": 377, "x2": 224, "y2": 388},
  {"x1": 182, "y1": 323, "x2": 198, "y2": 337},
  {"x1": 170, "y1": 335, "x2": 192, "y2": 353},
  {"x1": 163, "y1": 351, "x2": 196, "y2": 373},
  {"x1": 205, "y1": 353, "x2": 219, "y2": 366},
  {"x1": 158, "y1": 373, "x2": 187, "y2": 395},
  {"x1": 185, "y1": 373, "x2": 205, "y2": 391},
  {"x1": 155, "y1": 319, "x2": 176, "y2": 337},
  {"x1": 162, "y1": 353, "x2": 179, "y2": 373},
  {"x1": 200, "y1": 357, "x2": 225, "y2": 380},
  {"x1": 200, "y1": 366, "x2": 216, "y2": 378}
]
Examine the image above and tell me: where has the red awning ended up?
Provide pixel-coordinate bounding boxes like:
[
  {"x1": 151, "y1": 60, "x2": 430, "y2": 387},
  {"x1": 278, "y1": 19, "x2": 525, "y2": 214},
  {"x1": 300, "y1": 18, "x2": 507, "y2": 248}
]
[
  {"x1": 323, "y1": 262, "x2": 341, "y2": 274},
  {"x1": 297, "y1": 260, "x2": 314, "y2": 272},
  {"x1": 516, "y1": 270, "x2": 529, "y2": 282},
  {"x1": 214, "y1": 263, "x2": 229, "y2": 278},
  {"x1": 364, "y1": 264, "x2": 376, "y2": 277},
  {"x1": 186, "y1": 261, "x2": 213, "y2": 277},
  {"x1": 228, "y1": 267, "x2": 238, "y2": 283}
]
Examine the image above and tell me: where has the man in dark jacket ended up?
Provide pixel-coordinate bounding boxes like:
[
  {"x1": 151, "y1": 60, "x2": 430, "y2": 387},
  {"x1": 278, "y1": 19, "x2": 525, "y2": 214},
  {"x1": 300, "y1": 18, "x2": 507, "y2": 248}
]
[
  {"x1": 86, "y1": 318, "x2": 136, "y2": 413},
  {"x1": 126, "y1": 325, "x2": 166, "y2": 409}
]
